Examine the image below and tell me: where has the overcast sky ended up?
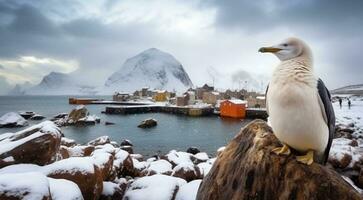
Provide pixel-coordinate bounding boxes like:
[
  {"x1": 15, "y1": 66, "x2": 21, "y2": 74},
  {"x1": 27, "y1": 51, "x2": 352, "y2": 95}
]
[{"x1": 0, "y1": 0, "x2": 362, "y2": 94}]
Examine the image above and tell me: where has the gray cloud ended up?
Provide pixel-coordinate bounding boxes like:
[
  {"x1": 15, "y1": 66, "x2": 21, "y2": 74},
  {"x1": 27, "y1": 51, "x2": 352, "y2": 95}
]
[
  {"x1": 0, "y1": 0, "x2": 362, "y2": 92},
  {"x1": 203, "y1": 0, "x2": 363, "y2": 88}
]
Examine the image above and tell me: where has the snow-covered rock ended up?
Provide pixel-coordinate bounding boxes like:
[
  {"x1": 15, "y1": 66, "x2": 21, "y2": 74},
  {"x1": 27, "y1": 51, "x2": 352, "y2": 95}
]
[
  {"x1": 0, "y1": 121, "x2": 61, "y2": 168},
  {"x1": 175, "y1": 179, "x2": 202, "y2": 200},
  {"x1": 30, "y1": 114, "x2": 46, "y2": 120},
  {"x1": 197, "y1": 158, "x2": 216, "y2": 177},
  {"x1": 166, "y1": 150, "x2": 194, "y2": 167},
  {"x1": 91, "y1": 151, "x2": 115, "y2": 180},
  {"x1": 0, "y1": 172, "x2": 51, "y2": 200},
  {"x1": 329, "y1": 138, "x2": 363, "y2": 169},
  {"x1": 48, "y1": 178, "x2": 84, "y2": 200},
  {"x1": 123, "y1": 174, "x2": 187, "y2": 200},
  {"x1": 0, "y1": 112, "x2": 28, "y2": 128},
  {"x1": 193, "y1": 152, "x2": 209, "y2": 163},
  {"x1": 172, "y1": 162, "x2": 202, "y2": 182},
  {"x1": 43, "y1": 157, "x2": 103, "y2": 200},
  {"x1": 63, "y1": 145, "x2": 95, "y2": 157},
  {"x1": 61, "y1": 137, "x2": 77, "y2": 147},
  {"x1": 142, "y1": 159, "x2": 173, "y2": 176},
  {"x1": 100, "y1": 181, "x2": 124, "y2": 200},
  {"x1": 105, "y1": 48, "x2": 193, "y2": 92},
  {"x1": 88, "y1": 136, "x2": 111, "y2": 146}
]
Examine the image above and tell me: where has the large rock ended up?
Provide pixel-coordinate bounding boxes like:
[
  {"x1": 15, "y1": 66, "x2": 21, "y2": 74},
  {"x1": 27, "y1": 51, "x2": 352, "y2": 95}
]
[
  {"x1": 68, "y1": 105, "x2": 88, "y2": 123},
  {"x1": 0, "y1": 172, "x2": 51, "y2": 200},
  {"x1": 0, "y1": 121, "x2": 61, "y2": 168},
  {"x1": 196, "y1": 120, "x2": 362, "y2": 200},
  {"x1": 43, "y1": 157, "x2": 103, "y2": 200},
  {"x1": 0, "y1": 112, "x2": 28, "y2": 128},
  {"x1": 138, "y1": 118, "x2": 157, "y2": 128}
]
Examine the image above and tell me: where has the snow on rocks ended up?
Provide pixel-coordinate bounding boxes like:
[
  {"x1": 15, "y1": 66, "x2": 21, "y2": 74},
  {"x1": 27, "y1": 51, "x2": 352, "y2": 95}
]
[
  {"x1": 62, "y1": 145, "x2": 95, "y2": 157},
  {"x1": 48, "y1": 178, "x2": 84, "y2": 200},
  {"x1": 0, "y1": 122, "x2": 221, "y2": 200},
  {"x1": 329, "y1": 138, "x2": 359, "y2": 169},
  {"x1": 197, "y1": 158, "x2": 215, "y2": 177},
  {"x1": 61, "y1": 137, "x2": 77, "y2": 147},
  {"x1": 99, "y1": 181, "x2": 124, "y2": 200},
  {"x1": 43, "y1": 157, "x2": 103, "y2": 200},
  {"x1": 19, "y1": 111, "x2": 35, "y2": 119},
  {"x1": 175, "y1": 179, "x2": 202, "y2": 200},
  {"x1": 0, "y1": 172, "x2": 51, "y2": 200},
  {"x1": 123, "y1": 174, "x2": 187, "y2": 200},
  {"x1": 172, "y1": 162, "x2": 202, "y2": 182},
  {"x1": 88, "y1": 136, "x2": 111, "y2": 146},
  {"x1": 76, "y1": 115, "x2": 101, "y2": 126},
  {"x1": 52, "y1": 105, "x2": 100, "y2": 127},
  {"x1": 166, "y1": 150, "x2": 194, "y2": 167},
  {"x1": 142, "y1": 159, "x2": 173, "y2": 176},
  {"x1": 0, "y1": 121, "x2": 61, "y2": 168},
  {"x1": 193, "y1": 152, "x2": 209, "y2": 163},
  {"x1": 113, "y1": 149, "x2": 135, "y2": 177},
  {"x1": 30, "y1": 114, "x2": 46, "y2": 120},
  {"x1": 0, "y1": 112, "x2": 28, "y2": 128},
  {"x1": 91, "y1": 151, "x2": 115, "y2": 181}
]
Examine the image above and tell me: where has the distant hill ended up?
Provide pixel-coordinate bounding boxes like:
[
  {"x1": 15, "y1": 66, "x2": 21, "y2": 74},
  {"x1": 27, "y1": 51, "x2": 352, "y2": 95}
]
[
  {"x1": 26, "y1": 72, "x2": 98, "y2": 95},
  {"x1": 105, "y1": 48, "x2": 193, "y2": 92},
  {"x1": 331, "y1": 84, "x2": 363, "y2": 95}
]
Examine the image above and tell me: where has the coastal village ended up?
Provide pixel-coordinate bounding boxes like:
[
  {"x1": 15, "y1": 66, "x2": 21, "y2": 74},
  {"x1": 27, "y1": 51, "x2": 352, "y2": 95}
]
[{"x1": 69, "y1": 84, "x2": 267, "y2": 119}]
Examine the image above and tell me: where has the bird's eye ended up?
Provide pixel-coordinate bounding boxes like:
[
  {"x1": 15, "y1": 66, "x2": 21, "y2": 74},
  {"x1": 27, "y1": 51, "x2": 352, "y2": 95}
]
[{"x1": 282, "y1": 43, "x2": 288, "y2": 47}]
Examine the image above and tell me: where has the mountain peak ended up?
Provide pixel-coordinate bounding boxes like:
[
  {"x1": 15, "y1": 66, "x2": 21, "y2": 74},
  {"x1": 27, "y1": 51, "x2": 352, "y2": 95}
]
[{"x1": 105, "y1": 48, "x2": 193, "y2": 92}]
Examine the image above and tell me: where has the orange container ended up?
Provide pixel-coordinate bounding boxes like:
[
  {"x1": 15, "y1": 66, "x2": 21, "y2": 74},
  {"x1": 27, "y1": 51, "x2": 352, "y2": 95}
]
[{"x1": 220, "y1": 99, "x2": 246, "y2": 118}]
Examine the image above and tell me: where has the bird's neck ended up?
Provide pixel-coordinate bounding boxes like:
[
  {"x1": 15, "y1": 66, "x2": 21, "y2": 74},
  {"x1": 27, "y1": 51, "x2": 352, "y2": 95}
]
[{"x1": 272, "y1": 55, "x2": 316, "y2": 87}]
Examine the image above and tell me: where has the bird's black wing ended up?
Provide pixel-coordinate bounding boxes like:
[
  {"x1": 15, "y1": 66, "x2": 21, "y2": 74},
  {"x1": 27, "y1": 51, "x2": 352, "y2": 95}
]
[
  {"x1": 265, "y1": 84, "x2": 269, "y2": 116},
  {"x1": 317, "y1": 78, "x2": 335, "y2": 165}
]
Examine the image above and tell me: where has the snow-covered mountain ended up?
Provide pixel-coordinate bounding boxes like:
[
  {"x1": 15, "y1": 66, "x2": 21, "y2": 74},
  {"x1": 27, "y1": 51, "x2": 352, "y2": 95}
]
[
  {"x1": 332, "y1": 84, "x2": 363, "y2": 95},
  {"x1": 26, "y1": 72, "x2": 98, "y2": 95},
  {"x1": 7, "y1": 81, "x2": 33, "y2": 96},
  {"x1": 104, "y1": 48, "x2": 193, "y2": 92}
]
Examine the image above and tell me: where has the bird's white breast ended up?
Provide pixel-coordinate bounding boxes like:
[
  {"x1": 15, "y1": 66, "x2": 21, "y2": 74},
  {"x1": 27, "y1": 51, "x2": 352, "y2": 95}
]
[{"x1": 267, "y1": 62, "x2": 329, "y2": 153}]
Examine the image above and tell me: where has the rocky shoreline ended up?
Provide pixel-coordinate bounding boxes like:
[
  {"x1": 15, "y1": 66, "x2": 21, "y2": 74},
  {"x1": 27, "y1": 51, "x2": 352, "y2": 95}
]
[
  {"x1": 0, "y1": 99, "x2": 363, "y2": 199},
  {"x1": 0, "y1": 120, "x2": 216, "y2": 200}
]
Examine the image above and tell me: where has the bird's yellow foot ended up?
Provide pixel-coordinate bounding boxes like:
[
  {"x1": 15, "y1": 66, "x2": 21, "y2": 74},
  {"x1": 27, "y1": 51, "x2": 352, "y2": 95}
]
[
  {"x1": 296, "y1": 150, "x2": 314, "y2": 165},
  {"x1": 272, "y1": 144, "x2": 291, "y2": 155}
]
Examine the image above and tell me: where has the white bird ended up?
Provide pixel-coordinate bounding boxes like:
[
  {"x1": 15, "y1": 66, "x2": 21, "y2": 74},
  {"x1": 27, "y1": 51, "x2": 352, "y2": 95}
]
[{"x1": 259, "y1": 37, "x2": 335, "y2": 165}]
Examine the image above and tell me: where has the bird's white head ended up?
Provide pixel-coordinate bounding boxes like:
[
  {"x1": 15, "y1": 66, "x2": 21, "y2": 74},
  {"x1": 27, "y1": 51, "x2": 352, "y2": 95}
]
[{"x1": 259, "y1": 37, "x2": 312, "y2": 62}]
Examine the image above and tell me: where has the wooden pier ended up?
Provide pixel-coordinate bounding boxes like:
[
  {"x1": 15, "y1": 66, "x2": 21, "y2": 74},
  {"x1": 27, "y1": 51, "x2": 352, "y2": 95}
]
[
  {"x1": 105, "y1": 105, "x2": 214, "y2": 116},
  {"x1": 69, "y1": 98, "x2": 152, "y2": 105}
]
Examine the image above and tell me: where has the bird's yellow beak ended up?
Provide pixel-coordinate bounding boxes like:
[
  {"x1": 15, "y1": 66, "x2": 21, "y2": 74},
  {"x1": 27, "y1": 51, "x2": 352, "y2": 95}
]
[{"x1": 258, "y1": 47, "x2": 282, "y2": 53}]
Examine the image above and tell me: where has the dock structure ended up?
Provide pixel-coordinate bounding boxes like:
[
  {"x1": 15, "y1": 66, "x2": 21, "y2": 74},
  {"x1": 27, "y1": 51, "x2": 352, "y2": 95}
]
[
  {"x1": 105, "y1": 105, "x2": 214, "y2": 116},
  {"x1": 245, "y1": 108, "x2": 268, "y2": 119},
  {"x1": 105, "y1": 105, "x2": 267, "y2": 119},
  {"x1": 69, "y1": 98, "x2": 153, "y2": 106}
]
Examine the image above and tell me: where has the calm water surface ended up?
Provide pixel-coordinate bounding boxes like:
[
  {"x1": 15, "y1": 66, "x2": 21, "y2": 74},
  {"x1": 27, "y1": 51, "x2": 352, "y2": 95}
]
[{"x1": 0, "y1": 96, "x2": 250, "y2": 156}]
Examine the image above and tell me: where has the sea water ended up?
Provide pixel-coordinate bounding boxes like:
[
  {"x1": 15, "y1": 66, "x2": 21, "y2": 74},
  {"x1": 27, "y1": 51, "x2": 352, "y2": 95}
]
[{"x1": 0, "y1": 96, "x2": 250, "y2": 156}]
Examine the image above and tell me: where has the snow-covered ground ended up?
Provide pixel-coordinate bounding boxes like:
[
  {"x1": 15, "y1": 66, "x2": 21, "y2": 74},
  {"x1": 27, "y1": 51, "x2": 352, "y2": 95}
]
[{"x1": 333, "y1": 95, "x2": 363, "y2": 129}]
